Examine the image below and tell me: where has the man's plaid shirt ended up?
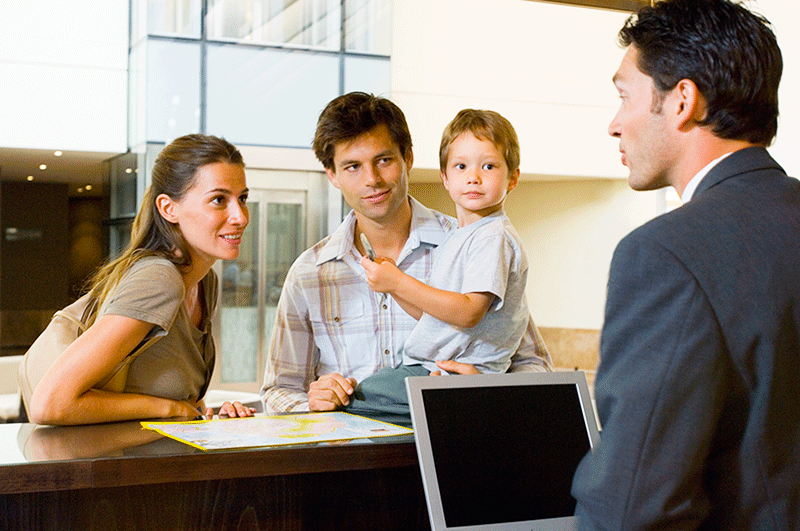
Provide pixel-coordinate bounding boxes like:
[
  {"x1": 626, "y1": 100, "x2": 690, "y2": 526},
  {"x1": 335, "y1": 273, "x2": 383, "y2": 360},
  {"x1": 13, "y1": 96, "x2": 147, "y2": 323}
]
[{"x1": 261, "y1": 198, "x2": 552, "y2": 412}]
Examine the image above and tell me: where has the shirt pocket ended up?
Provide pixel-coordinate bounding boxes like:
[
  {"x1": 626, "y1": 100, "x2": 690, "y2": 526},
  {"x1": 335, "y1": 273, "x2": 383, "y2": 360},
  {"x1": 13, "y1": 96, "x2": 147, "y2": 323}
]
[
  {"x1": 308, "y1": 295, "x2": 364, "y2": 328},
  {"x1": 308, "y1": 297, "x2": 377, "y2": 371}
]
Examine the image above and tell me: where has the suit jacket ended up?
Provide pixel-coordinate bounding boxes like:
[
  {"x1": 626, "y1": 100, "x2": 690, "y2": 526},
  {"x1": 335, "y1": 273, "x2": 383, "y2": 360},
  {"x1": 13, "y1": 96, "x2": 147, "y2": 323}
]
[{"x1": 572, "y1": 147, "x2": 800, "y2": 530}]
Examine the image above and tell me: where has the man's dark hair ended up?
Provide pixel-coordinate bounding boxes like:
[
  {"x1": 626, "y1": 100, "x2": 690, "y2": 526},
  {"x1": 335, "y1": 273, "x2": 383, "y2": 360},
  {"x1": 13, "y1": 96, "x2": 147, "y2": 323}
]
[
  {"x1": 312, "y1": 92, "x2": 413, "y2": 170},
  {"x1": 619, "y1": 0, "x2": 782, "y2": 145}
]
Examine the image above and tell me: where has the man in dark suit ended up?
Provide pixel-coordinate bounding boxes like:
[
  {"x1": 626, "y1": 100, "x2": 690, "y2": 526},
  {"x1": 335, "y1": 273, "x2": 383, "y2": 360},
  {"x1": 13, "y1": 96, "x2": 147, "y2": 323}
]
[{"x1": 571, "y1": 0, "x2": 800, "y2": 529}]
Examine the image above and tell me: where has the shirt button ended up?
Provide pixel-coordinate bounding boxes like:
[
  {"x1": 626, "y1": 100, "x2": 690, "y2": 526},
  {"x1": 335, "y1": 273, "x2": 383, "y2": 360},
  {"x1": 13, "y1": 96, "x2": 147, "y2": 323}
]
[
  {"x1": 382, "y1": 304, "x2": 387, "y2": 310},
  {"x1": 384, "y1": 349, "x2": 390, "y2": 355},
  {"x1": 334, "y1": 317, "x2": 340, "y2": 322}
]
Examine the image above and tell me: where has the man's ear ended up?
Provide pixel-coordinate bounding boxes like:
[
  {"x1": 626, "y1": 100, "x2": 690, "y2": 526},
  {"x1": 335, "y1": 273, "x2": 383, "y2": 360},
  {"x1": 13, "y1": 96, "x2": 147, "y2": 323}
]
[
  {"x1": 325, "y1": 168, "x2": 341, "y2": 189},
  {"x1": 404, "y1": 148, "x2": 414, "y2": 173},
  {"x1": 674, "y1": 78, "x2": 705, "y2": 130},
  {"x1": 507, "y1": 168, "x2": 520, "y2": 192},
  {"x1": 156, "y1": 193, "x2": 179, "y2": 223}
]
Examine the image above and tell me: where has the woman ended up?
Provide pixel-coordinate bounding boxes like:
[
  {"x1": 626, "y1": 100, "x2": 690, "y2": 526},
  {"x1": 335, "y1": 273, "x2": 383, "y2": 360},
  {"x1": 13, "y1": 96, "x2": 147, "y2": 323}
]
[{"x1": 30, "y1": 134, "x2": 255, "y2": 425}]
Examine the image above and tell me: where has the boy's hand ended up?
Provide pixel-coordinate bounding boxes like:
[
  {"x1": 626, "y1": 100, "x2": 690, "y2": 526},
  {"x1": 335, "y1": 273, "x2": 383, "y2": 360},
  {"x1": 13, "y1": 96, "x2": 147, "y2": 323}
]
[
  {"x1": 430, "y1": 360, "x2": 481, "y2": 376},
  {"x1": 360, "y1": 255, "x2": 402, "y2": 293}
]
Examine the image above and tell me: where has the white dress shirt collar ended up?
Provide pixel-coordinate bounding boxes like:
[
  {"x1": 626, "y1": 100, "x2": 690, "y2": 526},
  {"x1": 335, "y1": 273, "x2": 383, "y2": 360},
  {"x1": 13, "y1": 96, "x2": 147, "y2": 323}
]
[{"x1": 681, "y1": 152, "x2": 733, "y2": 203}]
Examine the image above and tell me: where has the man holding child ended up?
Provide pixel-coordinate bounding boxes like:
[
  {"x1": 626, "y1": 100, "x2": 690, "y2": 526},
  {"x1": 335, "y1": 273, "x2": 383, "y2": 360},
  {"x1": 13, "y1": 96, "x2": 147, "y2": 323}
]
[
  {"x1": 346, "y1": 109, "x2": 532, "y2": 415},
  {"x1": 260, "y1": 92, "x2": 552, "y2": 413}
]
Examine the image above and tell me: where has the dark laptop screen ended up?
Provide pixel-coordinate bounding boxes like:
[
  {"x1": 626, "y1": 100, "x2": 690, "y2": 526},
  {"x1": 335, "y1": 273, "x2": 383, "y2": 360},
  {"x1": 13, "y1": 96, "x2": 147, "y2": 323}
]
[{"x1": 421, "y1": 383, "x2": 591, "y2": 528}]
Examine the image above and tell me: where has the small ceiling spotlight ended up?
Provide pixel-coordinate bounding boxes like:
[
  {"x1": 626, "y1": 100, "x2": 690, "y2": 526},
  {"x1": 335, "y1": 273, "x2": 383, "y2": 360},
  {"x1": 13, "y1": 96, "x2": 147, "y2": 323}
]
[
  {"x1": 54, "y1": 151, "x2": 63, "y2": 156},
  {"x1": 125, "y1": 168, "x2": 132, "y2": 174},
  {"x1": 39, "y1": 164, "x2": 47, "y2": 170},
  {"x1": 85, "y1": 184, "x2": 93, "y2": 191},
  {"x1": 26, "y1": 176, "x2": 34, "y2": 181},
  {"x1": 77, "y1": 188, "x2": 84, "y2": 193}
]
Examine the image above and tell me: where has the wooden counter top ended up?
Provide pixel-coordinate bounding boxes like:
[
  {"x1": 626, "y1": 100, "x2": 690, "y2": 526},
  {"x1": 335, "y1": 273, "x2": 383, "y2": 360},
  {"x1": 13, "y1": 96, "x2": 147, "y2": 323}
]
[
  {"x1": 0, "y1": 418, "x2": 429, "y2": 530},
  {"x1": 1, "y1": 419, "x2": 418, "y2": 494}
]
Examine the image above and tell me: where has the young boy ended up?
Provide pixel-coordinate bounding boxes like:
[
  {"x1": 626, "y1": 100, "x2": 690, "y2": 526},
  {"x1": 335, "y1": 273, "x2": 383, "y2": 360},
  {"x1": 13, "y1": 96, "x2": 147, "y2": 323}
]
[{"x1": 346, "y1": 109, "x2": 529, "y2": 415}]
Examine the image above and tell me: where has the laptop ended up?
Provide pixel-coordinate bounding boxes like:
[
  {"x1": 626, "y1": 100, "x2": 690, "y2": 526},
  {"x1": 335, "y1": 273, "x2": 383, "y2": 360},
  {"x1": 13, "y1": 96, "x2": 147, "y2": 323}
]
[{"x1": 406, "y1": 370, "x2": 600, "y2": 531}]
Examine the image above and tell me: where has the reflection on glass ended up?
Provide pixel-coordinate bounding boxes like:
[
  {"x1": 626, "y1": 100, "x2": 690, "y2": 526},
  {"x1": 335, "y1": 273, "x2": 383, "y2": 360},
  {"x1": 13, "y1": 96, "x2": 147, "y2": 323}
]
[
  {"x1": 110, "y1": 153, "x2": 139, "y2": 218},
  {"x1": 147, "y1": 0, "x2": 202, "y2": 37},
  {"x1": 263, "y1": 202, "x2": 305, "y2": 361},
  {"x1": 15, "y1": 422, "x2": 165, "y2": 463},
  {"x1": 345, "y1": 0, "x2": 391, "y2": 54},
  {"x1": 109, "y1": 225, "x2": 132, "y2": 260},
  {"x1": 206, "y1": 44, "x2": 338, "y2": 146},
  {"x1": 220, "y1": 202, "x2": 260, "y2": 384},
  {"x1": 219, "y1": 197, "x2": 306, "y2": 385},
  {"x1": 108, "y1": 153, "x2": 139, "y2": 259},
  {"x1": 207, "y1": 0, "x2": 340, "y2": 48},
  {"x1": 265, "y1": 203, "x2": 304, "y2": 305}
]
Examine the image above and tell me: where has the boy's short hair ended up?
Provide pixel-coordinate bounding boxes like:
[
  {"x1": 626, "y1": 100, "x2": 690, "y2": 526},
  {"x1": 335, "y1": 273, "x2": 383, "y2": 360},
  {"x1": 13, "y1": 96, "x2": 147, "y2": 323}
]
[
  {"x1": 313, "y1": 92, "x2": 413, "y2": 171},
  {"x1": 439, "y1": 109, "x2": 520, "y2": 173}
]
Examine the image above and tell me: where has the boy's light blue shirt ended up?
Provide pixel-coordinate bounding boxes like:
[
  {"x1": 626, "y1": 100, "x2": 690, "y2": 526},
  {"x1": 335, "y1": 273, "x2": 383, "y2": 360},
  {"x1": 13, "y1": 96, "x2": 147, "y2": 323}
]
[{"x1": 402, "y1": 211, "x2": 530, "y2": 374}]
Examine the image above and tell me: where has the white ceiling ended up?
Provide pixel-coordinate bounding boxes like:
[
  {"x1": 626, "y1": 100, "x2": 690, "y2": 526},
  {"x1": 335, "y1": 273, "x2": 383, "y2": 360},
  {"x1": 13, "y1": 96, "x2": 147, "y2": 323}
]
[{"x1": 0, "y1": 147, "x2": 121, "y2": 197}]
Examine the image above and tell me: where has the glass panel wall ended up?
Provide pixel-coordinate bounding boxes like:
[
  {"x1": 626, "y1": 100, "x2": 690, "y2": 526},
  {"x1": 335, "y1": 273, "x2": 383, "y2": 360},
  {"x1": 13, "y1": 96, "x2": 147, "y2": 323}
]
[
  {"x1": 206, "y1": 44, "x2": 339, "y2": 146},
  {"x1": 124, "y1": 0, "x2": 392, "y2": 391},
  {"x1": 109, "y1": 155, "x2": 139, "y2": 220},
  {"x1": 146, "y1": 40, "x2": 202, "y2": 143},
  {"x1": 220, "y1": 200, "x2": 261, "y2": 384},
  {"x1": 129, "y1": 0, "x2": 392, "y2": 152},
  {"x1": 148, "y1": 0, "x2": 202, "y2": 37},
  {"x1": 128, "y1": 41, "x2": 147, "y2": 149},
  {"x1": 344, "y1": 55, "x2": 390, "y2": 95},
  {"x1": 207, "y1": 0, "x2": 341, "y2": 48},
  {"x1": 344, "y1": 0, "x2": 391, "y2": 54},
  {"x1": 107, "y1": 153, "x2": 140, "y2": 258},
  {"x1": 217, "y1": 190, "x2": 307, "y2": 390},
  {"x1": 265, "y1": 201, "x2": 305, "y2": 305}
]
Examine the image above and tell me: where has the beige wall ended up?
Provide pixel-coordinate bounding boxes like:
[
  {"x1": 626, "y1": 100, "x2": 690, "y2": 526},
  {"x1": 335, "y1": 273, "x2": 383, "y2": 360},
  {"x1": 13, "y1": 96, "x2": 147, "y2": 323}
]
[
  {"x1": 394, "y1": 0, "x2": 800, "y2": 178},
  {"x1": 410, "y1": 177, "x2": 660, "y2": 331},
  {"x1": 403, "y1": 0, "x2": 800, "y2": 339},
  {"x1": 393, "y1": 0, "x2": 629, "y2": 178},
  {"x1": 758, "y1": 0, "x2": 800, "y2": 178}
]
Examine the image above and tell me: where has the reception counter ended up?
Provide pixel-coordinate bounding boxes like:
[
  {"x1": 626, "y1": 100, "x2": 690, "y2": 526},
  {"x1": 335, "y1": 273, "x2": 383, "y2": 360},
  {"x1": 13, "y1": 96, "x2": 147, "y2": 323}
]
[{"x1": 0, "y1": 416, "x2": 430, "y2": 530}]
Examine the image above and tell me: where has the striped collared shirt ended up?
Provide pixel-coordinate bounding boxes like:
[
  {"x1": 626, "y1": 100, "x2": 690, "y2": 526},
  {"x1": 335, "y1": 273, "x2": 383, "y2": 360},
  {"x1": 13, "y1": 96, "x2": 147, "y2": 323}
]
[{"x1": 261, "y1": 197, "x2": 552, "y2": 412}]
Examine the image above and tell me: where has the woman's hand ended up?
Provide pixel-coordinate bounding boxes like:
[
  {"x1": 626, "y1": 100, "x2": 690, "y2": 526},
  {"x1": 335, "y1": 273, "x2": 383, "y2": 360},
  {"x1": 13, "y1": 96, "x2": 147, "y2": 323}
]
[
  {"x1": 215, "y1": 401, "x2": 257, "y2": 418},
  {"x1": 167, "y1": 399, "x2": 207, "y2": 419},
  {"x1": 193, "y1": 399, "x2": 256, "y2": 419}
]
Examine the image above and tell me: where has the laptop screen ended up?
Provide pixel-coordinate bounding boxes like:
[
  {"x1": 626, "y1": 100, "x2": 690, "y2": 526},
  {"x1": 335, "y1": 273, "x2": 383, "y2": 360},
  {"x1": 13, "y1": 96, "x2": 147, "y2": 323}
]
[{"x1": 406, "y1": 371, "x2": 600, "y2": 531}]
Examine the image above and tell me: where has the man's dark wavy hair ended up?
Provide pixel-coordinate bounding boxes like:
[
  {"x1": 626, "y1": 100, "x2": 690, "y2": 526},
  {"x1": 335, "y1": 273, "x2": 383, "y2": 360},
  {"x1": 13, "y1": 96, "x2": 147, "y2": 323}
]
[
  {"x1": 619, "y1": 0, "x2": 782, "y2": 145},
  {"x1": 313, "y1": 92, "x2": 412, "y2": 171}
]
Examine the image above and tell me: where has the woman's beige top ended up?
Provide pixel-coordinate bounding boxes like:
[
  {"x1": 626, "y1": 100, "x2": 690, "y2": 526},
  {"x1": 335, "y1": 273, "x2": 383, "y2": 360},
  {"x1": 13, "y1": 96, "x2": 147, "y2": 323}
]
[{"x1": 98, "y1": 256, "x2": 217, "y2": 401}]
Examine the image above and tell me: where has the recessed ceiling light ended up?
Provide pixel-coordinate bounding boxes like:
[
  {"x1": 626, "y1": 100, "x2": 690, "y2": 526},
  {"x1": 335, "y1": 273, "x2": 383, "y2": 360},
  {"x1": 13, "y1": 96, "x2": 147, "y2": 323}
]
[
  {"x1": 26, "y1": 176, "x2": 34, "y2": 181},
  {"x1": 85, "y1": 184, "x2": 93, "y2": 191},
  {"x1": 77, "y1": 188, "x2": 84, "y2": 193},
  {"x1": 125, "y1": 168, "x2": 132, "y2": 174},
  {"x1": 39, "y1": 164, "x2": 47, "y2": 170},
  {"x1": 54, "y1": 151, "x2": 62, "y2": 156}
]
